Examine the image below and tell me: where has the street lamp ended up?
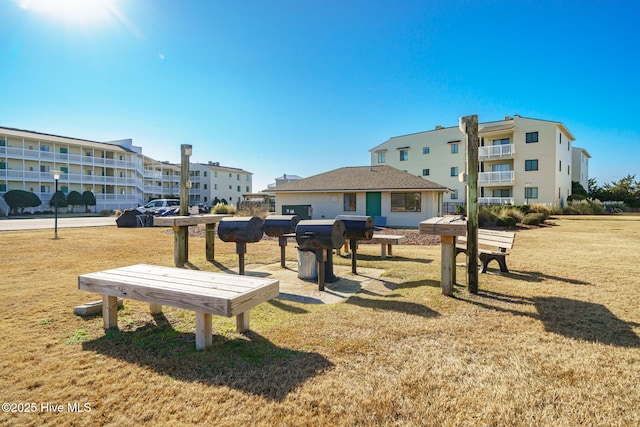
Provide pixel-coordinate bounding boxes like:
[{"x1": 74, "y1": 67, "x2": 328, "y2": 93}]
[{"x1": 51, "y1": 170, "x2": 61, "y2": 239}]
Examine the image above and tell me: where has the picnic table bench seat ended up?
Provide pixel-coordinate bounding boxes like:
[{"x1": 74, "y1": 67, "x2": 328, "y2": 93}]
[
  {"x1": 338, "y1": 234, "x2": 407, "y2": 259},
  {"x1": 78, "y1": 264, "x2": 279, "y2": 350},
  {"x1": 456, "y1": 229, "x2": 516, "y2": 273}
]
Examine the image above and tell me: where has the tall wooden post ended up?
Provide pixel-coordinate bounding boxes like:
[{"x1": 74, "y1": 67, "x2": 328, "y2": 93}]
[
  {"x1": 175, "y1": 144, "x2": 192, "y2": 267},
  {"x1": 460, "y1": 115, "x2": 479, "y2": 294}
]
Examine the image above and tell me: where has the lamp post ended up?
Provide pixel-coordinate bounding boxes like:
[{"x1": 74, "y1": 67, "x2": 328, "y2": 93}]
[{"x1": 51, "y1": 170, "x2": 61, "y2": 239}]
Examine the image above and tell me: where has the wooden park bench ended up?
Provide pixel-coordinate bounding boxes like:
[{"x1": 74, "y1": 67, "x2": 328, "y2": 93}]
[
  {"x1": 456, "y1": 229, "x2": 516, "y2": 273},
  {"x1": 339, "y1": 234, "x2": 407, "y2": 259},
  {"x1": 78, "y1": 264, "x2": 279, "y2": 350}
]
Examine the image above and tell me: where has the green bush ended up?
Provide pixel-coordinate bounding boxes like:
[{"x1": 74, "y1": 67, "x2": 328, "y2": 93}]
[
  {"x1": 495, "y1": 216, "x2": 517, "y2": 227},
  {"x1": 478, "y1": 208, "x2": 497, "y2": 226},
  {"x1": 528, "y1": 204, "x2": 552, "y2": 219},
  {"x1": 521, "y1": 213, "x2": 546, "y2": 225},
  {"x1": 497, "y1": 207, "x2": 524, "y2": 223},
  {"x1": 3, "y1": 189, "x2": 42, "y2": 214}
]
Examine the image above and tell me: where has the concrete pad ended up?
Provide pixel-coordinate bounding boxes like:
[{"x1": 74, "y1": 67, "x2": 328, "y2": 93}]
[{"x1": 240, "y1": 262, "x2": 394, "y2": 304}]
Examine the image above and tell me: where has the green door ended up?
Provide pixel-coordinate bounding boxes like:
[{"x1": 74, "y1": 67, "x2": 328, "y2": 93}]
[{"x1": 366, "y1": 192, "x2": 382, "y2": 217}]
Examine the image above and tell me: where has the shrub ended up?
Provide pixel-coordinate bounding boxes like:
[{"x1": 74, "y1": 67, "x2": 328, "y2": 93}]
[
  {"x1": 3, "y1": 189, "x2": 42, "y2": 214},
  {"x1": 528, "y1": 204, "x2": 553, "y2": 219},
  {"x1": 521, "y1": 213, "x2": 546, "y2": 225},
  {"x1": 497, "y1": 207, "x2": 525, "y2": 223},
  {"x1": 478, "y1": 208, "x2": 497, "y2": 226},
  {"x1": 99, "y1": 209, "x2": 112, "y2": 216},
  {"x1": 212, "y1": 202, "x2": 236, "y2": 214},
  {"x1": 495, "y1": 216, "x2": 517, "y2": 227}
]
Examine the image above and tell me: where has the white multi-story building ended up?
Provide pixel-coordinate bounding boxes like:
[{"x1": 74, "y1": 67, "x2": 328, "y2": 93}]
[
  {"x1": 0, "y1": 126, "x2": 252, "y2": 214},
  {"x1": 571, "y1": 147, "x2": 591, "y2": 191},
  {"x1": 369, "y1": 115, "x2": 590, "y2": 209},
  {"x1": 189, "y1": 162, "x2": 253, "y2": 207}
]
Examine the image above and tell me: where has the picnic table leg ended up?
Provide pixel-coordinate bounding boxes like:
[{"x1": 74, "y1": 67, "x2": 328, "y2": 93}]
[
  {"x1": 149, "y1": 303, "x2": 162, "y2": 314},
  {"x1": 440, "y1": 235, "x2": 456, "y2": 296},
  {"x1": 195, "y1": 312, "x2": 212, "y2": 350},
  {"x1": 174, "y1": 225, "x2": 188, "y2": 267},
  {"x1": 236, "y1": 311, "x2": 250, "y2": 332},
  {"x1": 102, "y1": 295, "x2": 118, "y2": 330},
  {"x1": 205, "y1": 223, "x2": 216, "y2": 262},
  {"x1": 387, "y1": 243, "x2": 393, "y2": 257},
  {"x1": 380, "y1": 244, "x2": 387, "y2": 259}
]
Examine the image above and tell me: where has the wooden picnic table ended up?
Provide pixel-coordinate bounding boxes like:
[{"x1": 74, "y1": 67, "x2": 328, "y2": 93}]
[
  {"x1": 153, "y1": 214, "x2": 231, "y2": 266},
  {"x1": 78, "y1": 264, "x2": 279, "y2": 350}
]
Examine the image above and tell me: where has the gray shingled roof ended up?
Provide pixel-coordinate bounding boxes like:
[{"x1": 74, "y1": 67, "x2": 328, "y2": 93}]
[{"x1": 272, "y1": 166, "x2": 449, "y2": 192}]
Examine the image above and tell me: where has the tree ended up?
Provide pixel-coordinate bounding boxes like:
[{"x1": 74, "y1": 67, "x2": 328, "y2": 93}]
[
  {"x1": 3, "y1": 190, "x2": 41, "y2": 214},
  {"x1": 602, "y1": 174, "x2": 640, "y2": 207},
  {"x1": 81, "y1": 191, "x2": 97, "y2": 212},
  {"x1": 50, "y1": 191, "x2": 68, "y2": 209},
  {"x1": 67, "y1": 191, "x2": 82, "y2": 213}
]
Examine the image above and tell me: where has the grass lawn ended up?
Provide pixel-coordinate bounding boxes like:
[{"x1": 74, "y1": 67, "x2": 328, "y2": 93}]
[{"x1": 1, "y1": 216, "x2": 639, "y2": 426}]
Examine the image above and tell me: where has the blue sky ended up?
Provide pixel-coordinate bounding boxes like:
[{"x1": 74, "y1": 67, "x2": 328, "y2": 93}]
[{"x1": 2, "y1": 0, "x2": 639, "y2": 192}]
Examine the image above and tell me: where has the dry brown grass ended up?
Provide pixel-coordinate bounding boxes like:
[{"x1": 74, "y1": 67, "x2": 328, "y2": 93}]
[{"x1": 1, "y1": 217, "x2": 640, "y2": 426}]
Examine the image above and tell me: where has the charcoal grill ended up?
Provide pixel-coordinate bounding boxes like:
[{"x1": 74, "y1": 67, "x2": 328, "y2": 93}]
[
  {"x1": 295, "y1": 219, "x2": 346, "y2": 290},
  {"x1": 336, "y1": 215, "x2": 374, "y2": 274},
  {"x1": 218, "y1": 216, "x2": 264, "y2": 274},
  {"x1": 264, "y1": 215, "x2": 300, "y2": 267}
]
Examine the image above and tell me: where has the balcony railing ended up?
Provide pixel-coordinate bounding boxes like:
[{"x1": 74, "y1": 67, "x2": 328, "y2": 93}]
[
  {"x1": 479, "y1": 144, "x2": 515, "y2": 160},
  {"x1": 0, "y1": 146, "x2": 138, "y2": 169},
  {"x1": 479, "y1": 197, "x2": 514, "y2": 205},
  {"x1": 478, "y1": 170, "x2": 514, "y2": 185}
]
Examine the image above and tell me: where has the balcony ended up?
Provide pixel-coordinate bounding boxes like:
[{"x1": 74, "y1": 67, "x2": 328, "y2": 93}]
[
  {"x1": 479, "y1": 197, "x2": 514, "y2": 206},
  {"x1": 478, "y1": 171, "x2": 514, "y2": 185},
  {"x1": 479, "y1": 144, "x2": 515, "y2": 160}
]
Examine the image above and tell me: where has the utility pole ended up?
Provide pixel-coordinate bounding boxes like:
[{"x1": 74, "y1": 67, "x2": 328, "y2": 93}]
[{"x1": 460, "y1": 115, "x2": 479, "y2": 293}]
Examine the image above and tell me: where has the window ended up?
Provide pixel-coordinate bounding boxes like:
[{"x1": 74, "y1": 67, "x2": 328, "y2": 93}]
[
  {"x1": 391, "y1": 192, "x2": 421, "y2": 212},
  {"x1": 214, "y1": 184, "x2": 218, "y2": 190},
  {"x1": 214, "y1": 171, "x2": 218, "y2": 177},
  {"x1": 451, "y1": 143, "x2": 459, "y2": 154},
  {"x1": 61, "y1": 186, "x2": 68, "y2": 193},
  {"x1": 0, "y1": 161, "x2": 5, "y2": 169},
  {"x1": 525, "y1": 132, "x2": 538, "y2": 143},
  {"x1": 451, "y1": 190, "x2": 459, "y2": 200},
  {"x1": 525, "y1": 159, "x2": 538, "y2": 171},
  {"x1": 568, "y1": 165, "x2": 570, "y2": 176},
  {"x1": 377, "y1": 152, "x2": 386, "y2": 163},
  {"x1": 40, "y1": 165, "x2": 50, "y2": 172},
  {"x1": 204, "y1": 171, "x2": 208, "y2": 177},
  {"x1": 0, "y1": 184, "x2": 6, "y2": 191},
  {"x1": 237, "y1": 174, "x2": 240, "y2": 180},
  {"x1": 559, "y1": 134, "x2": 562, "y2": 145},
  {"x1": 399, "y1": 149, "x2": 408, "y2": 161},
  {"x1": 0, "y1": 137, "x2": 5, "y2": 146},
  {"x1": 229, "y1": 173, "x2": 232, "y2": 178},
  {"x1": 204, "y1": 184, "x2": 208, "y2": 190},
  {"x1": 246, "y1": 186, "x2": 249, "y2": 192},
  {"x1": 228, "y1": 185, "x2": 232, "y2": 189},
  {"x1": 60, "y1": 166, "x2": 68, "y2": 173},
  {"x1": 40, "y1": 185, "x2": 50, "y2": 193},
  {"x1": 493, "y1": 189, "x2": 511, "y2": 197},
  {"x1": 343, "y1": 193, "x2": 356, "y2": 211},
  {"x1": 237, "y1": 185, "x2": 241, "y2": 192},
  {"x1": 450, "y1": 167, "x2": 458, "y2": 176},
  {"x1": 525, "y1": 187, "x2": 538, "y2": 199},
  {"x1": 423, "y1": 147, "x2": 430, "y2": 154},
  {"x1": 422, "y1": 169, "x2": 430, "y2": 176},
  {"x1": 559, "y1": 160, "x2": 562, "y2": 172},
  {"x1": 40, "y1": 146, "x2": 50, "y2": 152},
  {"x1": 493, "y1": 138, "x2": 510, "y2": 145},
  {"x1": 86, "y1": 170, "x2": 92, "y2": 175},
  {"x1": 59, "y1": 147, "x2": 68, "y2": 154}
]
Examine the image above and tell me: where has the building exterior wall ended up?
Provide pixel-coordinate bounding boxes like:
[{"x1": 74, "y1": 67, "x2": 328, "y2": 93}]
[
  {"x1": 190, "y1": 162, "x2": 253, "y2": 207},
  {"x1": 571, "y1": 147, "x2": 590, "y2": 191},
  {"x1": 0, "y1": 128, "x2": 252, "y2": 215},
  {"x1": 370, "y1": 115, "x2": 584, "y2": 207},
  {"x1": 275, "y1": 190, "x2": 442, "y2": 228}
]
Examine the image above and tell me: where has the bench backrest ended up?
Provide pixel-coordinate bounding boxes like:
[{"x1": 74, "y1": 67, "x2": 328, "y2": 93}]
[{"x1": 457, "y1": 229, "x2": 516, "y2": 251}]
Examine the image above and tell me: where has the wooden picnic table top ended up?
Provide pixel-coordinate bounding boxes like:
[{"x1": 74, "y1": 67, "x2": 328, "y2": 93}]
[
  {"x1": 78, "y1": 264, "x2": 279, "y2": 317},
  {"x1": 153, "y1": 214, "x2": 232, "y2": 227}
]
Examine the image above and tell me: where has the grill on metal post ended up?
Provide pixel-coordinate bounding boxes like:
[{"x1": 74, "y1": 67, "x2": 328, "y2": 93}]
[
  {"x1": 218, "y1": 216, "x2": 264, "y2": 275},
  {"x1": 263, "y1": 215, "x2": 300, "y2": 267},
  {"x1": 295, "y1": 219, "x2": 346, "y2": 290},
  {"x1": 336, "y1": 215, "x2": 374, "y2": 274}
]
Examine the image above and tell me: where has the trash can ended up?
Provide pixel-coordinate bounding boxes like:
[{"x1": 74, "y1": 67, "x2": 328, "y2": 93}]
[{"x1": 297, "y1": 247, "x2": 318, "y2": 280}]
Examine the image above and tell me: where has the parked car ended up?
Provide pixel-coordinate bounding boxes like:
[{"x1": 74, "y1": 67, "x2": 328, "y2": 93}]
[
  {"x1": 197, "y1": 203, "x2": 210, "y2": 213},
  {"x1": 141, "y1": 199, "x2": 180, "y2": 214}
]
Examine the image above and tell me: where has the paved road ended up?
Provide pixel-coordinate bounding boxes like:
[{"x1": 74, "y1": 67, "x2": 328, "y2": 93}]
[{"x1": 0, "y1": 216, "x2": 117, "y2": 231}]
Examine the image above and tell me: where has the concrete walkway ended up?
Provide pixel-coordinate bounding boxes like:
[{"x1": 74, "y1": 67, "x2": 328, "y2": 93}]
[
  {"x1": 236, "y1": 262, "x2": 394, "y2": 304},
  {"x1": 0, "y1": 216, "x2": 117, "y2": 231}
]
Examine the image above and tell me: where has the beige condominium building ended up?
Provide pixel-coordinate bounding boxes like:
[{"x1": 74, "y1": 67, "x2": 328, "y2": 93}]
[
  {"x1": 188, "y1": 162, "x2": 253, "y2": 208},
  {"x1": 369, "y1": 115, "x2": 591, "y2": 210},
  {"x1": 0, "y1": 126, "x2": 252, "y2": 215}
]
